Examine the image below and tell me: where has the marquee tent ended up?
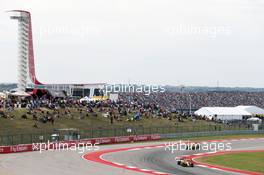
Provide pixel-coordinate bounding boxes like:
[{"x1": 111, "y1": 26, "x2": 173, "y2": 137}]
[
  {"x1": 0, "y1": 92, "x2": 7, "y2": 99},
  {"x1": 194, "y1": 107, "x2": 251, "y2": 121},
  {"x1": 235, "y1": 106, "x2": 264, "y2": 116}
]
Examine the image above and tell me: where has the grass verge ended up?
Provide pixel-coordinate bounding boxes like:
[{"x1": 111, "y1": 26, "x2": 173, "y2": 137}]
[
  {"x1": 196, "y1": 152, "x2": 264, "y2": 174},
  {"x1": 184, "y1": 134, "x2": 264, "y2": 141}
]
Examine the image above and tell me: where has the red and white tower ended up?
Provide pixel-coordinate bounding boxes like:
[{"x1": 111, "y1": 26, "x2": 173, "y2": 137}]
[
  {"x1": 8, "y1": 10, "x2": 105, "y2": 97},
  {"x1": 9, "y1": 10, "x2": 42, "y2": 92}
]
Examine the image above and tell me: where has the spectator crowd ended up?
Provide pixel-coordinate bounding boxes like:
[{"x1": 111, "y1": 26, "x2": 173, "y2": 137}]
[
  {"x1": 118, "y1": 91, "x2": 264, "y2": 112},
  {"x1": 0, "y1": 91, "x2": 264, "y2": 126}
]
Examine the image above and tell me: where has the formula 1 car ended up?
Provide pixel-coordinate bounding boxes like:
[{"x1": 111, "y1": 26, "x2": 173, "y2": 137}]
[
  {"x1": 186, "y1": 142, "x2": 200, "y2": 150},
  {"x1": 176, "y1": 157, "x2": 194, "y2": 167}
]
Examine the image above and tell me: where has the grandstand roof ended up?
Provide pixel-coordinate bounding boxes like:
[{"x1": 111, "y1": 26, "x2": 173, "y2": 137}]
[{"x1": 235, "y1": 105, "x2": 264, "y2": 115}]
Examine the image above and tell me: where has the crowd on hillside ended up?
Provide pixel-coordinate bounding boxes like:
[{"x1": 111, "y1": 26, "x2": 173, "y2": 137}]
[
  {"x1": 1, "y1": 91, "x2": 264, "y2": 125},
  {"x1": 0, "y1": 96, "x2": 170, "y2": 127}
]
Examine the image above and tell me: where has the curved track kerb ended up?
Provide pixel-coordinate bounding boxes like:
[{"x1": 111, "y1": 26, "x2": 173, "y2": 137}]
[{"x1": 83, "y1": 138, "x2": 264, "y2": 175}]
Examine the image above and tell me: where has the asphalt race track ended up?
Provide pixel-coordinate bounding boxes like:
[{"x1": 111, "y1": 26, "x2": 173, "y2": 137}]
[
  {"x1": 101, "y1": 138, "x2": 264, "y2": 175},
  {"x1": 0, "y1": 138, "x2": 263, "y2": 175}
]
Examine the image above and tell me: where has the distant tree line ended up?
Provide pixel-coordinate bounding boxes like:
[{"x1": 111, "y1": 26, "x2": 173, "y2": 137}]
[{"x1": 0, "y1": 83, "x2": 17, "y2": 91}]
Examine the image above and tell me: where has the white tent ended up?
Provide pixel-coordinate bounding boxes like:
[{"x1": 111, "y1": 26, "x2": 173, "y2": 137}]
[
  {"x1": 80, "y1": 96, "x2": 93, "y2": 103},
  {"x1": 194, "y1": 107, "x2": 251, "y2": 121},
  {"x1": 0, "y1": 92, "x2": 7, "y2": 99},
  {"x1": 247, "y1": 117, "x2": 262, "y2": 122},
  {"x1": 235, "y1": 106, "x2": 264, "y2": 116}
]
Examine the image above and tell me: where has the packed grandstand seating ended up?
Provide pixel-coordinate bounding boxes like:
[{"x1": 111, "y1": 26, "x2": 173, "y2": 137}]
[
  {"x1": 118, "y1": 92, "x2": 264, "y2": 111},
  {"x1": 1, "y1": 92, "x2": 264, "y2": 112}
]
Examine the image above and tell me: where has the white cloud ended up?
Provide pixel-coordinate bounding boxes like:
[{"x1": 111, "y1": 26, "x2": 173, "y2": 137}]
[{"x1": 0, "y1": 0, "x2": 264, "y2": 87}]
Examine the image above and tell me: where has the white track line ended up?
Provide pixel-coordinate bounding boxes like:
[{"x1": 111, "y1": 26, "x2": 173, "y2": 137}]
[
  {"x1": 112, "y1": 162, "x2": 124, "y2": 166},
  {"x1": 126, "y1": 166, "x2": 137, "y2": 169},
  {"x1": 129, "y1": 148, "x2": 141, "y2": 151},
  {"x1": 140, "y1": 169, "x2": 152, "y2": 172}
]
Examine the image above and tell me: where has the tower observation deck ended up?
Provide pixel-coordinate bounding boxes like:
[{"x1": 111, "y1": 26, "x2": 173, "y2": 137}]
[
  {"x1": 9, "y1": 10, "x2": 42, "y2": 92},
  {"x1": 8, "y1": 10, "x2": 105, "y2": 97}
]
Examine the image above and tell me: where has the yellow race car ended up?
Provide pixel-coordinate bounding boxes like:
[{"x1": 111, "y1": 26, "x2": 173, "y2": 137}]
[{"x1": 177, "y1": 158, "x2": 194, "y2": 167}]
